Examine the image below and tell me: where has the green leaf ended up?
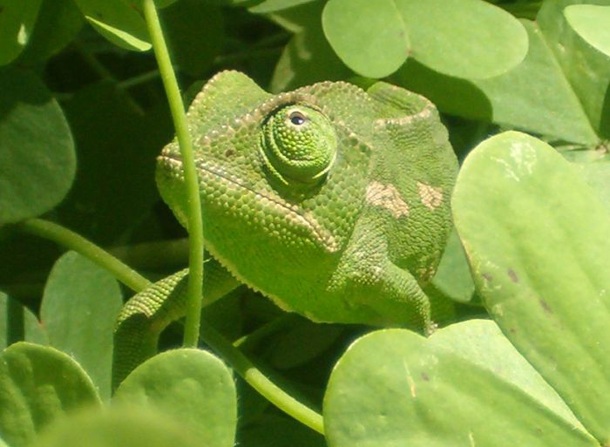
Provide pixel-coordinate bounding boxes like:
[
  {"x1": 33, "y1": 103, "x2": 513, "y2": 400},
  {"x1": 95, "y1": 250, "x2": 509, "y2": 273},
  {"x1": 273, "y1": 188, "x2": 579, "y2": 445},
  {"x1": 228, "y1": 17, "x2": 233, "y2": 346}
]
[
  {"x1": 114, "y1": 348, "x2": 237, "y2": 447},
  {"x1": 269, "y1": 1, "x2": 352, "y2": 92},
  {"x1": 558, "y1": 143, "x2": 610, "y2": 213},
  {"x1": 41, "y1": 251, "x2": 123, "y2": 401},
  {"x1": 399, "y1": 0, "x2": 528, "y2": 79},
  {"x1": 0, "y1": 292, "x2": 48, "y2": 348},
  {"x1": 161, "y1": 0, "x2": 224, "y2": 77},
  {"x1": 0, "y1": 0, "x2": 42, "y2": 65},
  {"x1": 71, "y1": 0, "x2": 151, "y2": 51},
  {"x1": 324, "y1": 321, "x2": 598, "y2": 447},
  {"x1": 393, "y1": 20, "x2": 599, "y2": 145},
  {"x1": 322, "y1": 0, "x2": 409, "y2": 79},
  {"x1": 0, "y1": 69, "x2": 76, "y2": 224},
  {"x1": 32, "y1": 407, "x2": 202, "y2": 447},
  {"x1": 452, "y1": 131, "x2": 610, "y2": 444},
  {"x1": 431, "y1": 229, "x2": 475, "y2": 304},
  {"x1": 17, "y1": 0, "x2": 84, "y2": 64},
  {"x1": 565, "y1": 4, "x2": 610, "y2": 58},
  {"x1": 0, "y1": 342, "x2": 101, "y2": 447},
  {"x1": 322, "y1": 0, "x2": 527, "y2": 79},
  {"x1": 538, "y1": 0, "x2": 610, "y2": 138}
]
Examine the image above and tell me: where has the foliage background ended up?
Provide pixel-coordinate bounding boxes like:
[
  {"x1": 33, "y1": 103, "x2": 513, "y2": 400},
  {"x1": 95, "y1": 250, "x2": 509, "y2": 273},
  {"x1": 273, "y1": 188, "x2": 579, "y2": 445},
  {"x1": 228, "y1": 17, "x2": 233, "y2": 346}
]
[{"x1": 1, "y1": 0, "x2": 610, "y2": 446}]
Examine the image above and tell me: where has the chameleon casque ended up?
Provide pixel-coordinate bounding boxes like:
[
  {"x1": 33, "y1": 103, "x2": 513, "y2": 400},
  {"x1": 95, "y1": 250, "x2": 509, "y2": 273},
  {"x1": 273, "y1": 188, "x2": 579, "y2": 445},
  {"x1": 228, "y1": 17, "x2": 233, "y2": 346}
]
[{"x1": 113, "y1": 71, "x2": 458, "y2": 387}]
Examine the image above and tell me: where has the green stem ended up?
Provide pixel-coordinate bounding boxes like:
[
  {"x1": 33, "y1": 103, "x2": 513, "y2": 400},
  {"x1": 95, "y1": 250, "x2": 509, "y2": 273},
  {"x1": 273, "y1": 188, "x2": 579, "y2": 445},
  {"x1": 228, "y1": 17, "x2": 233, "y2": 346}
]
[
  {"x1": 233, "y1": 314, "x2": 301, "y2": 351},
  {"x1": 118, "y1": 69, "x2": 162, "y2": 90},
  {"x1": 72, "y1": 41, "x2": 145, "y2": 115},
  {"x1": 201, "y1": 324, "x2": 325, "y2": 435},
  {"x1": 73, "y1": 40, "x2": 115, "y2": 81},
  {"x1": 17, "y1": 218, "x2": 150, "y2": 292},
  {"x1": 142, "y1": 0, "x2": 205, "y2": 349}
]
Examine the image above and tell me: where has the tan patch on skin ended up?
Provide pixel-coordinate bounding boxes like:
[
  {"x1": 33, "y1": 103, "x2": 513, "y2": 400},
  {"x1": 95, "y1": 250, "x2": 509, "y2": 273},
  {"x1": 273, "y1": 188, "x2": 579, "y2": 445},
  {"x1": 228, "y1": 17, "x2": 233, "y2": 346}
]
[
  {"x1": 374, "y1": 106, "x2": 433, "y2": 129},
  {"x1": 417, "y1": 182, "x2": 443, "y2": 210},
  {"x1": 366, "y1": 181, "x2": 410, "y2": 218},
  {"x1": 417, "y1": 265, "x2": 437, "y2": 282}
]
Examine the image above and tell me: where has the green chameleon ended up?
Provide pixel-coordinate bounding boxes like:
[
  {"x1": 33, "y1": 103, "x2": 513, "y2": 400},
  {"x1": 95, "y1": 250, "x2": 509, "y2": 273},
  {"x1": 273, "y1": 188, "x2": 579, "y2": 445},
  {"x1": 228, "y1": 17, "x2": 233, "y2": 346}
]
[{"x1": 113, "y1": 71, "x2": 458, "y2": 387}]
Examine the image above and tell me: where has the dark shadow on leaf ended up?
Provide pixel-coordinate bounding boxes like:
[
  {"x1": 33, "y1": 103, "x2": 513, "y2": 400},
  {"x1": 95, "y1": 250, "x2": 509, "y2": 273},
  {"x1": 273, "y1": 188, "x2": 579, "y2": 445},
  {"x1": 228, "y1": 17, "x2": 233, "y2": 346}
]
[{"x1": 390, "y1": 59, "x2": 493, "y2": 122}]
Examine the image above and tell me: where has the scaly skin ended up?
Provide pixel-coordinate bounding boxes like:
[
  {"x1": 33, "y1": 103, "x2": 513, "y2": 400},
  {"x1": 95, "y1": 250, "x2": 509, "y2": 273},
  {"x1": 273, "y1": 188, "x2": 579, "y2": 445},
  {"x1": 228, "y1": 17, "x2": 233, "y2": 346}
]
[
  {"x1": 112, "y1": 260, "x2": 238, "y2": 389},
  {"x1": 113, "y1": 71, "x2": 458, "y2": 389}
]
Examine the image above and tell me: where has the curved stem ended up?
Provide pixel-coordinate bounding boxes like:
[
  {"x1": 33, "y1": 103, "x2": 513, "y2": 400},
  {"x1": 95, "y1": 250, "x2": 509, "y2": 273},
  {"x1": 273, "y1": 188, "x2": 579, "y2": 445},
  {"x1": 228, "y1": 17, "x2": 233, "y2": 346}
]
[
  {"x1": 142, "y1": 0, "x2": 205, "y2": 349},
  {"x1": 17, "y1": 218, "x2": 326, "y2": 434},
  {"x1": 233, "y1": 314, "x2": 301, "y2": 351},
  {"x1": 201, "y1": 324, "x2": 325, "y2": 435},
  {"x1": 17, "y1": 218, "x2": 151, "y2": 292},
  {"x1": 118, "y1": 69, "x2": 162, "y2": 90}
]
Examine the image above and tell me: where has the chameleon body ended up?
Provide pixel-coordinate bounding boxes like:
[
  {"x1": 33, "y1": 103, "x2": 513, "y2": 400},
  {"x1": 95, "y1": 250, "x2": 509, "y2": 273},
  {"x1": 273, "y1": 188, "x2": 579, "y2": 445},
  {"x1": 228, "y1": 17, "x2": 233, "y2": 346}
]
[{"x1": 113, "y1": 71, "x2": 458, "y2": 388}]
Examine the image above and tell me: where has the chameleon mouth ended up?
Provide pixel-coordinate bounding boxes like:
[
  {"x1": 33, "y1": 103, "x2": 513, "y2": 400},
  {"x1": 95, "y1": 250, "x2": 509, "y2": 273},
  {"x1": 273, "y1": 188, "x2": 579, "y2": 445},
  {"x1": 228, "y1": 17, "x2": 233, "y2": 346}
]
[
  {"x1": 157, "y1": 152, "x2": 339, "y2": 252},
  {"x1": 158, "y1": 151, "x2": 263, "y2": 198}
]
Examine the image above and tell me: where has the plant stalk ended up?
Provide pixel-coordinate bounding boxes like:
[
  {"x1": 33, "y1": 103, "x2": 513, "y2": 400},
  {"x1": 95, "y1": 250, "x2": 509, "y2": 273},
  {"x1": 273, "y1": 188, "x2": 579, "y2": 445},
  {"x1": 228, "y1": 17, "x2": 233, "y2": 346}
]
[{"x1": 141, "y1": 0, "x2": 205, "y2": 349}]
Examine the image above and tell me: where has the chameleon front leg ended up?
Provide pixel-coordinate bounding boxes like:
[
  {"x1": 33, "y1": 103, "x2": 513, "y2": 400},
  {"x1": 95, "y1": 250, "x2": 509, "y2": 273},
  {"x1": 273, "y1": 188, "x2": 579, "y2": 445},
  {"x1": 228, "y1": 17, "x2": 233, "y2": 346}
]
[
  {"x1": 112, "y1": 257, "x2": 239, "y2": 390},
  {"x1": 328, "y1": 216, "x2": 451, "y2": 332},
  {"x1": 330, "y1": 255, "x2": 435, "y2": 331}
]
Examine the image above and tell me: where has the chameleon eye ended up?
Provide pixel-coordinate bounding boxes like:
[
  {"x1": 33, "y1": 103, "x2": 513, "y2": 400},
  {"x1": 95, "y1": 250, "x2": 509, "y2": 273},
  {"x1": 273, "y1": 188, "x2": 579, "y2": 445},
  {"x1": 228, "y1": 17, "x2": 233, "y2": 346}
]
[
  {"x1": 260, "y1": 104, "x2": 337, "y2": 186},
  {"x1": 289, "y1": 111, "x2": 307, "y2": 126}
]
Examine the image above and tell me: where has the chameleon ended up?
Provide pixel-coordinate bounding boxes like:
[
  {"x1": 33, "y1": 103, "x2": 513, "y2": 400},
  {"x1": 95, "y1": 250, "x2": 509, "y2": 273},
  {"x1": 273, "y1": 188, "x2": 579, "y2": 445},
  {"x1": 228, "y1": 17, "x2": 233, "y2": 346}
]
[{"x1": 112, "y1": 71, "x2": 458, "y2": 388}]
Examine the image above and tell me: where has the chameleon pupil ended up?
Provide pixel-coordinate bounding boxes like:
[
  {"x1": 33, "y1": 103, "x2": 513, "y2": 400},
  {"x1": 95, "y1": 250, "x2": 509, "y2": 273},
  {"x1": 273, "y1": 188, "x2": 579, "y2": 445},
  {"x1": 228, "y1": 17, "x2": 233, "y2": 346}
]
[{"x1": 289, "y1": 112, "x2": 306, "y2": 126}]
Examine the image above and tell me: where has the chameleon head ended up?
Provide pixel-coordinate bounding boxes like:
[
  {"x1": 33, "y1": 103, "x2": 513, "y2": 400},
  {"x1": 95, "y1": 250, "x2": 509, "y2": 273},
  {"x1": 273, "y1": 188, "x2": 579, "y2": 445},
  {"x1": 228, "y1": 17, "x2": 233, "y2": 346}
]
[
  {"x1": 154, "y1": 73, "x2": 359, "y2": 255},
  {"x1": 260, "y1": 104, "x2": 337, "y2": 187}
]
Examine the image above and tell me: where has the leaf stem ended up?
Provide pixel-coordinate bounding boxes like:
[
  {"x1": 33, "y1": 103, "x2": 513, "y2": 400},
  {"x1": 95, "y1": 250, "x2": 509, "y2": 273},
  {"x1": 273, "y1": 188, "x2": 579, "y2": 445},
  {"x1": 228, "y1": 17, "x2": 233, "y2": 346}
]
[
  {"x1": 142, "y1": 0, "x2": 205, "y2": 349},
  {"x1": 17, "y1": 218, "x2": 151, "y2": 292},
  {"x1": 201, "y1": 324, "x2": 325, "y2": 435},
  {"x1": 118, "y1": 69, "x2": 162, "y2": 90}
]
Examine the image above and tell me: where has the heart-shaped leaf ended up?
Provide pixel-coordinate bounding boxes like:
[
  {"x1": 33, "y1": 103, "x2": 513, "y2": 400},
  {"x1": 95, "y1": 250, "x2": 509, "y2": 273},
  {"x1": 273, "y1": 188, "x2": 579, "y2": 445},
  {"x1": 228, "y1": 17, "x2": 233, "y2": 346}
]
[
  {"x1": 268, "y1": 1, "x2": 351, "y2": 92},
  {"x1": 324, "y1": 321, "x2": 597, "y2": 446},
  {"x1": 452, "y1": 131, "x2": 610, "y2": 444},
  {"x1": 394, "y1": 1, "x2": 610, "y2": 144},
  {"x1": 0, "y1": 342, "x2": 100, "y2": 447},
  {"x1": 41, "y1": 251, "x2": 123, "y2": 400},
  {"x1": 564, "y1": 4, "x2": 610, "y2": 58},
  {"x1": 322, "y1": 0, "x2": 527, "y2": 79},
  {"x1": 0, "y1": 69, "x2": 76, "y2": 224},
  {"x1": 114, "y1": 348, "x2": 237, "y2": 447}
]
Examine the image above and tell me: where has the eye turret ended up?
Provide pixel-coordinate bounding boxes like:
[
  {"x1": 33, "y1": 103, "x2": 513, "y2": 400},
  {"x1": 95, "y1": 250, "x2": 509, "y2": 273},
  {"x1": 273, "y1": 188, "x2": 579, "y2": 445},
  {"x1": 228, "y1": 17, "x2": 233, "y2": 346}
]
[{"x1": 260, "y1": 104, "x2": 337, "y2": 186}]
